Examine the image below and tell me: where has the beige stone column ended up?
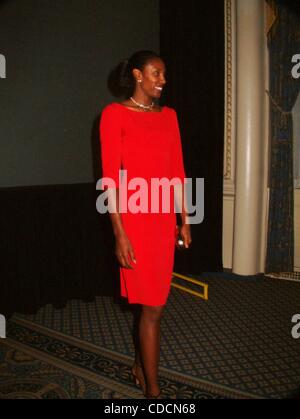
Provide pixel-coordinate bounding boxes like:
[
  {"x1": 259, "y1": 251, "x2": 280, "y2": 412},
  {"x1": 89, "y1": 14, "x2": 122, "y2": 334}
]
[{"x1": 232, "y1": 0, "x2": 266, "y2": 275}]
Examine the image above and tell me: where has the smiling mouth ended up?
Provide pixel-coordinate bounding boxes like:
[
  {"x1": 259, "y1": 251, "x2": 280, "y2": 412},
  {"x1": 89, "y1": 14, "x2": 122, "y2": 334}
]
[{"x1": 154, "y1": 86, "x2": 163, "y2": 91}]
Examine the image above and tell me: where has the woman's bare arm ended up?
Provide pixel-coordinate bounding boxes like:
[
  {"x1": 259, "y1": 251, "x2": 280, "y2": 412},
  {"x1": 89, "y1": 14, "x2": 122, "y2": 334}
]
[
  {"x1": 107, "y1": 188, "x2": 136, "y2": 268},
  {"x1": 174, "y1": 183, "x2": 192, "y2": 248}
]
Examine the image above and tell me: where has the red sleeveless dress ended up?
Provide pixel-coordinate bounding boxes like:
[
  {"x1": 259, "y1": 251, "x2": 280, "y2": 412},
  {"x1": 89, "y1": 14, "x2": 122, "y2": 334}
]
[{"x1": 100, "y1": 102, "x2": 186, "y2": 306}]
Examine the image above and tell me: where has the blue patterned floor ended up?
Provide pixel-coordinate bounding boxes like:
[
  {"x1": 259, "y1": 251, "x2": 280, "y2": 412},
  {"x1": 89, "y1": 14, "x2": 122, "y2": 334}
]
[
  {"x1": 1, "y1": 318, "x2": 230, "y2": 399},
  {"x1": 13, "y1": 274, "x2": 300, "y2": 399}
]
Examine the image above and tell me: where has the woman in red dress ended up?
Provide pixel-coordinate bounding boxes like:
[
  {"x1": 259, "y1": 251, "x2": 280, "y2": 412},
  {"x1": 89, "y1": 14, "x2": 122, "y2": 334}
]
[{"x1": 100, "y1": 50, "x2": 191, "y2": 398}]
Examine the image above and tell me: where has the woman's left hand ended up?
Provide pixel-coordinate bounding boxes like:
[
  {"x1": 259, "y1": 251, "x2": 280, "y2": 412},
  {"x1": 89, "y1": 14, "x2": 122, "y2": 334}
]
[{"x1": 180, "y1": 224, "x2": 192, "y2": 249}]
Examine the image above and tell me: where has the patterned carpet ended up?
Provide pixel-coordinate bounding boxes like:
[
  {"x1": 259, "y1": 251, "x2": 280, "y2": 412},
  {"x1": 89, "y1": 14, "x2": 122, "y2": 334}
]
[
  {"x1": 1, "y1": 317, "x2": 236, "y2": 399},
  {"x1": 1, "y1": 274, "x2": 300, "y2": 399}
]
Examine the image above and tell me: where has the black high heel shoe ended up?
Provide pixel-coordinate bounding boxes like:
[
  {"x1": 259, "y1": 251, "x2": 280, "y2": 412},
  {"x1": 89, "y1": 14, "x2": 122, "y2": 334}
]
[
  {"x1": 131, "y1": 362, "x2": 147, "y2": 394},
  {"x1": 144, "y1": 391, "x2": 162, "y2": 399}
]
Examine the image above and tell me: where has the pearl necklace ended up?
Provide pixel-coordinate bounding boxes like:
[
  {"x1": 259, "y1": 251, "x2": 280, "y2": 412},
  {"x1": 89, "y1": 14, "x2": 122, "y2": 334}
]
[{"x1": 130, "y1": 96, "x2": 154, "y2": 111}]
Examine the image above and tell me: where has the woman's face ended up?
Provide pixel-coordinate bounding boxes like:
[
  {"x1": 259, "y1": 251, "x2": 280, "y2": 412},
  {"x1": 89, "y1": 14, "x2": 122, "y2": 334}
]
[{"x1": 134, "y1": 58, "x2": 167, "y2": 99}]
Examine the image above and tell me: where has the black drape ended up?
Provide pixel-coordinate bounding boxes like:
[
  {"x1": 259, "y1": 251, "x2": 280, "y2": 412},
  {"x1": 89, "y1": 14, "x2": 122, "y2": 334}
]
[
  {"x1": 0, "y1": 183, "x2": 120, "y2": 317},
  {"x1": 159, "y1": 0, "x2": 225, "y2": 273},
  {"x1": 265, "y1": 0, "x2": 300, "y2": 273}
]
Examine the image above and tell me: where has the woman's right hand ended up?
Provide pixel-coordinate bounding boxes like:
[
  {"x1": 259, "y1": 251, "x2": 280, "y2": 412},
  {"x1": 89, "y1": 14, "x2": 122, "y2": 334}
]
[{"x1": 115, "y1": 232, "x2": 136, "y2": 269}]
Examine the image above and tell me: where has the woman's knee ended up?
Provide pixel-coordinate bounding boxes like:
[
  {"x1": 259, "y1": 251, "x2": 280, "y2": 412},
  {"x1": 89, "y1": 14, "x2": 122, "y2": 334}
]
[{"x1": 141, "y1": 305, "x2": 164, "y2": 323}]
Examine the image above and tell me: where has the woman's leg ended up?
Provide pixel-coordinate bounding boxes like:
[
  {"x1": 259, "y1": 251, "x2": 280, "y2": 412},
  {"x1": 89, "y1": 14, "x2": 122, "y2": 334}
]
[
  {"x1": 132, "y1": 305, "x2": 142, "y2": 366},
  {"x1": 131, "y1": 305, "x2": 147, "y2": 392},
  {"x1": 139, "y1": 304, "x2": 164, "y2": 396}
]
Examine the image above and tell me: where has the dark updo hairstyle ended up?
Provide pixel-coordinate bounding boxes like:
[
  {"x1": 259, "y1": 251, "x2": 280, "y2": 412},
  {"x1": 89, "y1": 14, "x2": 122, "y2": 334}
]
[{"x1": 119, "y1": 50, "x2": 162, "y2": 98}]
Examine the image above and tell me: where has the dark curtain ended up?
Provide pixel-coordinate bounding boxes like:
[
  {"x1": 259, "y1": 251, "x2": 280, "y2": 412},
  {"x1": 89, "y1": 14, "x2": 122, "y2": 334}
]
[
  {"x1": 0, "y1": 183, "x2": 119, "y2": 317},
  {"x1": 159, "y1": 0, "x2": 224, "y2": 274},
  {"x1": 266, "y1": 0, "x2": 300, "y2": 272}
]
